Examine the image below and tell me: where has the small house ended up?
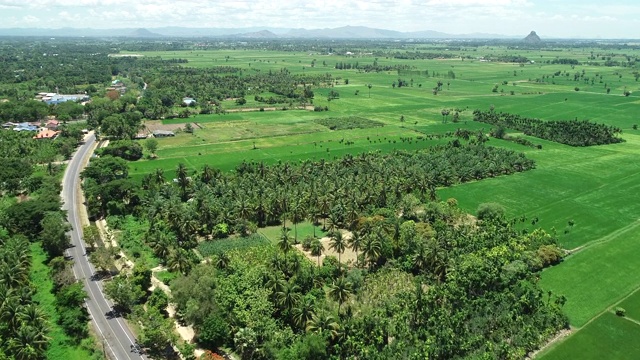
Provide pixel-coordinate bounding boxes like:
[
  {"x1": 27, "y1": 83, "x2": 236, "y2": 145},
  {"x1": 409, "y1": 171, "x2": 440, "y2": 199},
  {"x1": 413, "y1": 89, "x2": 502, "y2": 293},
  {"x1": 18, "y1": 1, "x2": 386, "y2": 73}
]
[
  {"x1": 14, "y1": 123, "x2": 38, "y2": 131},
  {"x1": 45, "y1": 119, "x2": 60, "y2": 130},
  {"x1": 152, "y1": 130, "x2": 175, "y2": 137},
  {"x1": 182, "y1": 97, "x2": 196, "y2": 106},
  {"x1": 33, "y1": 128, "x2": 59, "y2": 140}
]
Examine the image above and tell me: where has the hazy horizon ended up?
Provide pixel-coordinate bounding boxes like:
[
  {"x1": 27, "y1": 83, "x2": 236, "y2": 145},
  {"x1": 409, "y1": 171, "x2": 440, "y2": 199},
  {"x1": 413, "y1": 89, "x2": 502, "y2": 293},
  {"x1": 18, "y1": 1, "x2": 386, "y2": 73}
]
[{"x1": 0, "y1": 0, "x2": 638, "y2": 39}]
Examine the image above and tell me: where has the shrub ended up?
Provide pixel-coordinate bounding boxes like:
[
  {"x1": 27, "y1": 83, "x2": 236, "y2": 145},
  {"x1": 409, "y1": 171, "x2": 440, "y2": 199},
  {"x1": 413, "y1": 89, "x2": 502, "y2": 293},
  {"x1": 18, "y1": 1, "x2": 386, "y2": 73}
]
[
  {"x1": 536, "y1": 245, "x2": 564, "y2": 267},
  {"x1": 615, "y1": 307, "x2": 626, "y2": 316},
  {"x1": 477, "y1": 203, "x2": 506, "y2": 221}
]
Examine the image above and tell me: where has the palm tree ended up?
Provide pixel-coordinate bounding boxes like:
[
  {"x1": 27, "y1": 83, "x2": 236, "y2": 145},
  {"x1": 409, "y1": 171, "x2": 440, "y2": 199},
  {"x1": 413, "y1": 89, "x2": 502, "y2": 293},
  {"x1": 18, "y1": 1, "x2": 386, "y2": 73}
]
[
  {"x1": 328, "y1": 277, "x2": 352, "y2": 314},
  {"x1": 307, "y1": 204, "x2": 321, "y2": 238},
  {"x1": 292, "y1": 297, "x2": 315, "y2": 330},
  {"x1": 215, "y1": 252, "x2": 230, "y2": 270},
  {"x1": 167, "y1": 248, "x2": 194, "y2": 275},
  {"x1": 153, "y1": 168, "x2": 165, "y2": 186},
  {"x1": 276, "y1": 280, "x2": 301, "y2": 313},
  {"x1": 367, "y1": 84, "x2": 372, "y2": 98},
  {"x1": 412, "y1": 242, "x2": 429, "y2": 274},
  {"x1": 265, "y1": 271, "x2": 285, "y2": 303},
  {"x1": 309, "y1": 239, "x2": 324, "y2": 266},
  {"x1": 306, "y1": 309, "x2": 340, "y2": 340},
  {"x1": 290, "y1": 199, "x2": 306, "y2": 243},
  {"x1": 277, "y1": 228, "x2": 293, "y2": 255},
  {"x1": 176, "y1": 163, "x2": 190, "y2": 201},
  {"x1": 8, "y1": 324, "x2": 49, "y2": 360},
  {"x1": 18, "y1": 304, "x2": 47, "y2": 328},
  {"x1": 362, "y1": 233, "x2": 382, "y2": 270},
  {"x1": 347, "y1": 231, "x2": 363, "y2": 267},
  {"x1": 200, "y1": 164, "x2": 217, "y2": 185},
  {"x1": 147, "y1": 228, "x2": 173, "y2": 260},
  {"x1": 328, "y1": 230, "x2": 347, "y2": 265}
]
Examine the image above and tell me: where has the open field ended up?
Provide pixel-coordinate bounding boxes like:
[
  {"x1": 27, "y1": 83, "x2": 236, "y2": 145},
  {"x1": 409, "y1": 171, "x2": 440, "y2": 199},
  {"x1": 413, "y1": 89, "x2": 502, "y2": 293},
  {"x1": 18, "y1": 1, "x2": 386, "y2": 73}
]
[
  {"x1": 541, "y1": 312, "x2": 640, "y2": 359},
  {"x1": 119, "y1": 46, "x2": 640, "y2": 357}
]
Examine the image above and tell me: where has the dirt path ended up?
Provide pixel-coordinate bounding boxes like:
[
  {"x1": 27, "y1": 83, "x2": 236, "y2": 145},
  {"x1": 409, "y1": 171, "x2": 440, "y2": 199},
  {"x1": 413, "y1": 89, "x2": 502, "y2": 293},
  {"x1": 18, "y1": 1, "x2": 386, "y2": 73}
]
[
  {"x1": 527, "y1": 329, "x2": 572, "y2": 359},
  {"x1": 149, "y1": 267, "x2": 207, "y2": 359}
]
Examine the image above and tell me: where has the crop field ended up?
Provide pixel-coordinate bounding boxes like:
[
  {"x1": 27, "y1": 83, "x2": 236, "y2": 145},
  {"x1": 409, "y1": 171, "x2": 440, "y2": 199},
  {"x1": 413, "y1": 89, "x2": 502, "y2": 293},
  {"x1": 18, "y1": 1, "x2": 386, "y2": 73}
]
[{"x1": 123, "y1": 46, "x2": 640, "y2": 357}]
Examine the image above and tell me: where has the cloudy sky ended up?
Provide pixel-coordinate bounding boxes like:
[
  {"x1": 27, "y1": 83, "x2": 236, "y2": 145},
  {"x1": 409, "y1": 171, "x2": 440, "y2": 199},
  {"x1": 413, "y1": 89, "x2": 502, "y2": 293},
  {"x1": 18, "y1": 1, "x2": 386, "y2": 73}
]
[{"x1": 0, "y1": 0, "x2": 637, "y2": 38}]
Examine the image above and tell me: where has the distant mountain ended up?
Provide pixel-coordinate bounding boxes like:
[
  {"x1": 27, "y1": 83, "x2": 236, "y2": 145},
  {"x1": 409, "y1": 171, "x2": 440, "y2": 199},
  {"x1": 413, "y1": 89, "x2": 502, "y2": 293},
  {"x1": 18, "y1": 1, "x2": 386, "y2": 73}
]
[
  {"x1": 523, "y1": 31, "x2": 542, "y2": 43},
  {"x1": 235, "y1": 30, "x2": 278, "y2": 39},
  {"x1": 129, "y1": 28, "x2": 162, "y2": 38},
  {"x1": 0, "y1": 25, "x2": 525, "y2": 40}
]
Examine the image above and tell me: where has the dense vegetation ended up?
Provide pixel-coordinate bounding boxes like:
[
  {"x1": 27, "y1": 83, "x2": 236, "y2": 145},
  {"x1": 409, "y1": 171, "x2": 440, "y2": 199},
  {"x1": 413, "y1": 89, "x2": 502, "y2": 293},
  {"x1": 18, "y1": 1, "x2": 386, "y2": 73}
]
[
  {"x1": 2, "y1": 36, "x2": 639, "y2": 359},
  {"x1": 82, "y1": 141, "x2": 534, "y2": 232},
  {"x1": 473, "y1": 110, "x2": 624, "y2": 146},
  {"x1": 80, "y1": 135, "x2": 557, "y2": 358},
  {"x1": 0, "y1": 232, "x2": 50, "y2": 359},
  {"x1": 313, "y1": 116, "x2": 384, "y2": 130}
]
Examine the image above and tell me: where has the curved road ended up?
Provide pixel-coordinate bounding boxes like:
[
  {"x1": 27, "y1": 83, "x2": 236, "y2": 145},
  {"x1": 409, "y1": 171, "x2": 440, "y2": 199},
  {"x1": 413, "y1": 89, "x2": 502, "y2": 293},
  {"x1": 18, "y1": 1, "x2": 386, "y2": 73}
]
[{"x1": 62, "y1": 133, "x2": 146, "y2": 360}]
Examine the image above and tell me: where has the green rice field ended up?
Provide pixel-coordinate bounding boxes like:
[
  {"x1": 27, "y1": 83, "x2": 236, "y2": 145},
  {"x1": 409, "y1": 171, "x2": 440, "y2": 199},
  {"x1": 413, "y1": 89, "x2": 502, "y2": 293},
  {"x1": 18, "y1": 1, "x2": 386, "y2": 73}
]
[{"x1": 120, "y1": 46, "x2": 640, "y2": 358}]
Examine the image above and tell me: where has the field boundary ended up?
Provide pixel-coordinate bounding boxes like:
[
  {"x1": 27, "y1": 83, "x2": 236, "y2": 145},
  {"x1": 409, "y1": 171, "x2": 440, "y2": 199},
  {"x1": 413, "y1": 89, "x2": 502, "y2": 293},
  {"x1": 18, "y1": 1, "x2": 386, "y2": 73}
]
[{"x1": 536, "y1": 283, "x2": 640, "y2": 357}]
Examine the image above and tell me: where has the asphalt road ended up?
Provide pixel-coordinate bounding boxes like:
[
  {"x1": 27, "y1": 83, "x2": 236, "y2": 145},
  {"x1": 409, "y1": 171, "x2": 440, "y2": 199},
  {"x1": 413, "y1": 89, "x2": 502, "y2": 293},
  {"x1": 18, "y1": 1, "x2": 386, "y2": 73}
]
[{"x1": 61, "y1": 133, "x2": 146, "y2": 360}]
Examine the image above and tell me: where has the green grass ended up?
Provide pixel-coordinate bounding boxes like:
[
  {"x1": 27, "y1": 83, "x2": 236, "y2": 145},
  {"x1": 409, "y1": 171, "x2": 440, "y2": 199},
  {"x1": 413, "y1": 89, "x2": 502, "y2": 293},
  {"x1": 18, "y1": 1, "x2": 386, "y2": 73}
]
[
  {"x1": 154, "y1": 270, "x2": 178, "y2": 286},
  {"x1": 30, "y1": 243, "x2": 94, "y2": 360},
  {"x1": 617, "y1": 289, "x2": 640, "y2": 323},
  {"x1": 541, "y1": 312, "x2": 640, "y2": 360},
  {"x1": 258, "y1": 221, "x2": 326, "y2": 244},
  {"x1": 198, "y1": 233, "x2": 271, "y2": 258}
]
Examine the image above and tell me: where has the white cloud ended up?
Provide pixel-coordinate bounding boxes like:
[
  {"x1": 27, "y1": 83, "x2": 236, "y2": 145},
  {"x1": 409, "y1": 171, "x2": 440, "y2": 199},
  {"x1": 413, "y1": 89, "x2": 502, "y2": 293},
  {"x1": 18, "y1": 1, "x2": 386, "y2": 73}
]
[{"x1": 0, "y1": 0, "x2": 636, "y2": 37}]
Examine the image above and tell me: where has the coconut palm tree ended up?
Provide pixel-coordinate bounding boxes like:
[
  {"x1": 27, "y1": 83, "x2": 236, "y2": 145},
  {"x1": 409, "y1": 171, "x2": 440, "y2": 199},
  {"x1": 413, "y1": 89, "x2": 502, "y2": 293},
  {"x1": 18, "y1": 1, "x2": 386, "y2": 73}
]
[
  {"x1": 347, "y1": 230, "x2": 363, "y2": 267},
  {"x1": 362, "y1": 233, "x2": 382, "y2": 270},
  {"x1": 153, "y1": 168, "x2": 165, "y2": 186},
  {"x1": 328, "y1": 277, "x2": 352, "y2": 314},
  {"x1": 176, "y1": 163, "x2": 190, "y2": 201},
  {"x1": 276, "y1": 280, "x2": 301, "y2": 313},
  {"x1": 265, "y1": 271, "x2": 285, "y2": 303},
  {"x1": 277, "y1": 228, "x2": 292, "y2": 256},
  {"x1": 147, "y1": 227, "x2": 173, "y2": 260},
  {"x1": 328, "y1": 230, "x2": 347, "y2": 265},
  {"x1": 290, "y1": 199, "x2": 306, "y2": 243},
  {"x1": 292, "y1": 297, "x2": 315, "y2": 330},
  {"x1": 167, "y1": 248, "x2": 194, "y2": 275},
  {"x1": 309, "y1": 239, "x2": 324, "y2": 267},
  {"x1": 306, "y1": 309, "x2": 340, "y2": 340}
]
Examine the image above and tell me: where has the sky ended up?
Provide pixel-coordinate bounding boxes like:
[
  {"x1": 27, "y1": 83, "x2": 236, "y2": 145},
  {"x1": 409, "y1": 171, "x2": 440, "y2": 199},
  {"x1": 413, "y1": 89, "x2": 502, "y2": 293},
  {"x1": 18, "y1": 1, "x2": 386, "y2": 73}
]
[{"x1": 0, "y1": 0, "x2": 638, "y2": 38}]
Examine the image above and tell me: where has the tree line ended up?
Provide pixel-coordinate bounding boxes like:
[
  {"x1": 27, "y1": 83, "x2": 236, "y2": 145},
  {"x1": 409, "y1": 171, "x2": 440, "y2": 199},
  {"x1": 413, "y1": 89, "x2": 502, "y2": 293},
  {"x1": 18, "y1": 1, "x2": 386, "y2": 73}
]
[{"x1": 473, "y1": 110, "x2": 624, "y2": 146}]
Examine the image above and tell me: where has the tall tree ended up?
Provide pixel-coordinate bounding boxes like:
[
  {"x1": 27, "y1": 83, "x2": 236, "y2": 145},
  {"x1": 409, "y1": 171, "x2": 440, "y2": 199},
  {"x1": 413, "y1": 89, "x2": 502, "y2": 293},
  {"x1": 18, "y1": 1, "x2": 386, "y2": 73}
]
[
  {"x1": 328, "y1": 230, "x2": 347, "y2": 265},
  {"x1": 328, "y1": 277, "x2": 352, "y2": 314}
]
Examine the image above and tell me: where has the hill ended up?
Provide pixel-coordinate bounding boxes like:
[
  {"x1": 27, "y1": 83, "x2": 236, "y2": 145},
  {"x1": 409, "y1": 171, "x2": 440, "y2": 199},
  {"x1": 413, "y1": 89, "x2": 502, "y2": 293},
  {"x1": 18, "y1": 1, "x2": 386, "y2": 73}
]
[{"x1": 524, "y1": 30, "x2": 542, "y2": 43}]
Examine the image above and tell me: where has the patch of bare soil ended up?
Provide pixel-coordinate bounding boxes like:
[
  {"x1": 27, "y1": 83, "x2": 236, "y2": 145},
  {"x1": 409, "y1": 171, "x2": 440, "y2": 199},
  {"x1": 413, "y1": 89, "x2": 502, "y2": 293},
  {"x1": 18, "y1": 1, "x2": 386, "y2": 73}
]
[
  {"x1": 143, "y1": 121, "x2": 186, "y2": 133},
  {"x1": 295, "y1": 229, "x2": 359, "y2": 266}
]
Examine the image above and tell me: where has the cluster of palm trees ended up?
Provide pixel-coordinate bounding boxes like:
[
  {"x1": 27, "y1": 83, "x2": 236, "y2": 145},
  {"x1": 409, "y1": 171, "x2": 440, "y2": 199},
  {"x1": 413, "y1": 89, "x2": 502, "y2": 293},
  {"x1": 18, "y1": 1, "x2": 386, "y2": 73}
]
[
  {"x1": 473, "y1": 109, "x2": 624, "y2": 146},
  {"x1": 140, "y1": 67, "x2": 334, "y2": 115},
  {"x1": 136, "y1": 143, "x2": 534, "y2": 257},
  {"x1": 0, "y1": 236, "x2": 49, "y2": 360}
]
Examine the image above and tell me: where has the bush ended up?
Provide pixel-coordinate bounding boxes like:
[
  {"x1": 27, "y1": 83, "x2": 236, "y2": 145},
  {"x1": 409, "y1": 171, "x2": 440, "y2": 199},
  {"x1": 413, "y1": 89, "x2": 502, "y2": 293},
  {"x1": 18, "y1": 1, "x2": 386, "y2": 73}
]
[
  {"x1": 313, "y1": 116, "x2": 384, "y2": 130},
  {"x1": 536, "y1": 245, "x2": 564, "y2": 267},
  {"x1": 302, "y1": 235, "x2": 314, "y2": 251},
  {"x1": 616, "y1": 307, "x2": 626, "y2": 316},
  {"x1": 476, "y1": 203, "x2": 506, "y2": 221},
  {"x1": 197, "y1": 313, "x2": 230, "y2": 349}
]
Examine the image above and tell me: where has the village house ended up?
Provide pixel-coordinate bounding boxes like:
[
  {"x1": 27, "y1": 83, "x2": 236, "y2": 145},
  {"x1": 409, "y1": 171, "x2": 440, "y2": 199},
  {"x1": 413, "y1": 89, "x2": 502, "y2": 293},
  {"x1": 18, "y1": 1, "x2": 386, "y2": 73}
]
[
  {"x1": 45, "y1": 119, "x2": 60, "y2": 130},
  {"x1": 152, "y1": 130, "x2": 175, "y2": 137},
  {"x1": 33, "y1": 128, "x2": 60, "y2": 140}
]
